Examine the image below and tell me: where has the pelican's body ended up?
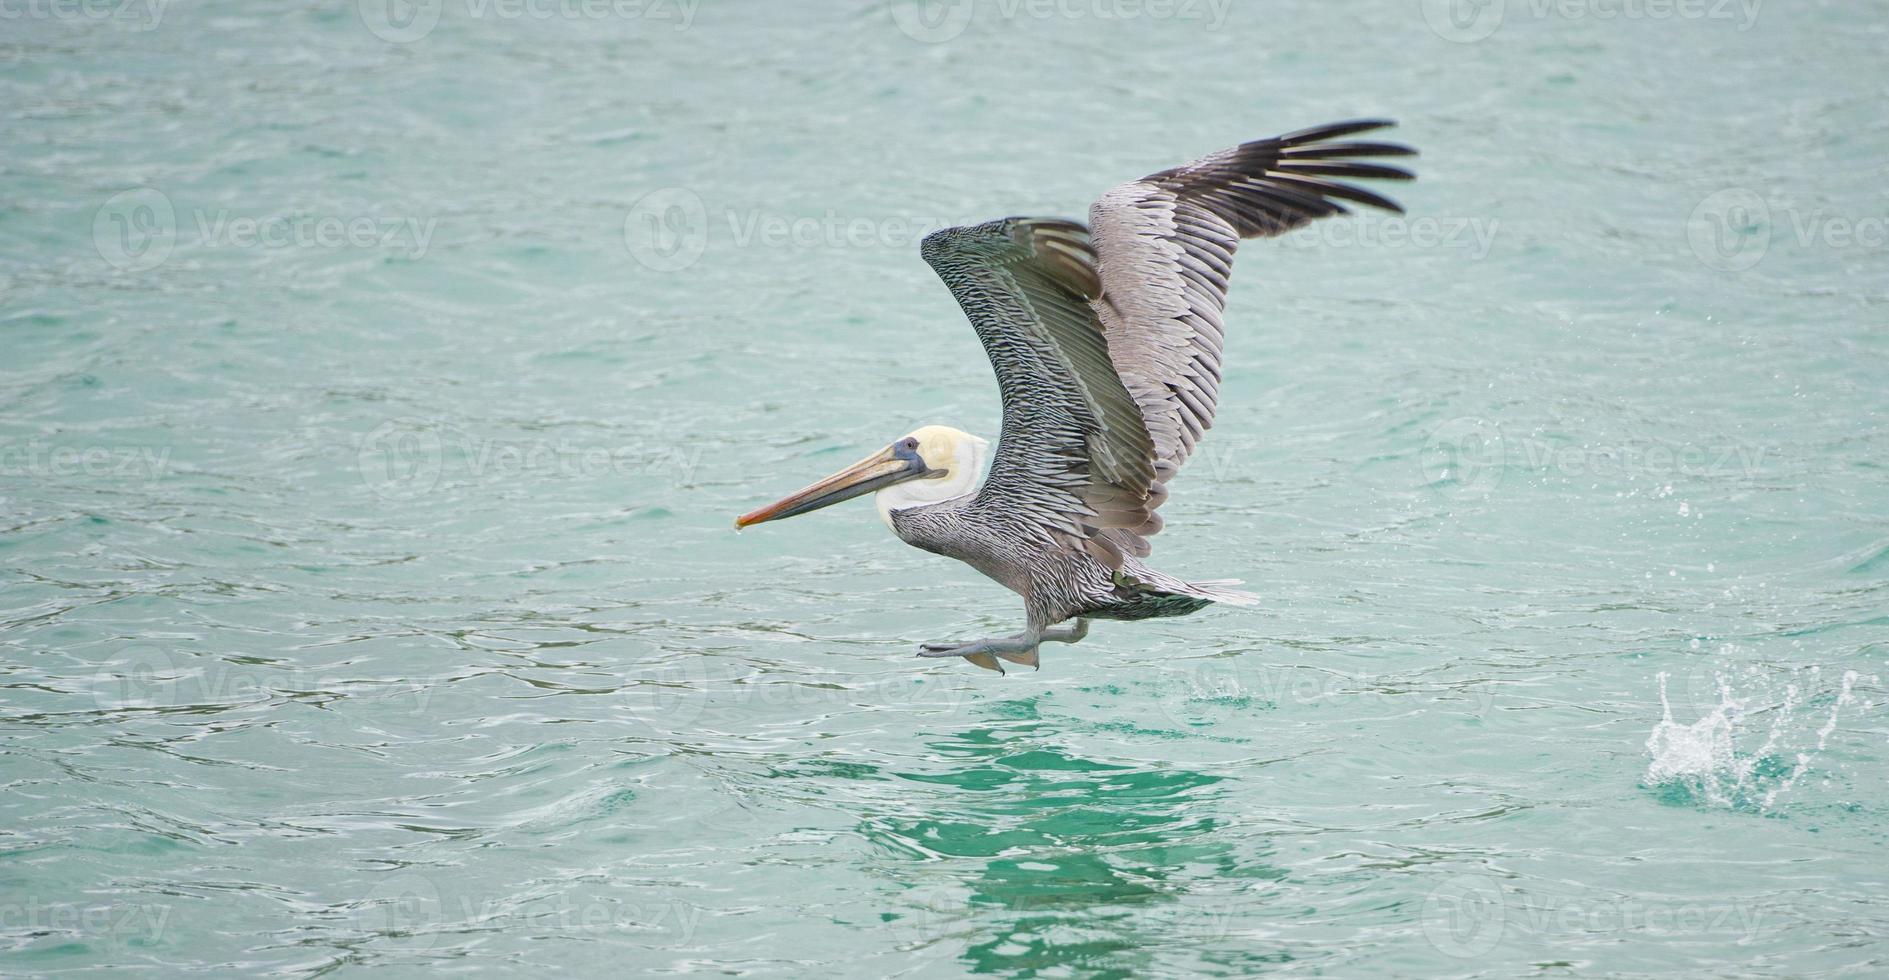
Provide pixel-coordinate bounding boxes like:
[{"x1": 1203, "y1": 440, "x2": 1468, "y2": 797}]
[
  {"x1": 894, "y1": 505, "x2": 1222, "y2": 622},
  {"x1": 886, "y1": 457, "x2": 1251, "y2": 630},
  {"x1": 738, "y1": 121, "x2": 1417, "y2": 671}
]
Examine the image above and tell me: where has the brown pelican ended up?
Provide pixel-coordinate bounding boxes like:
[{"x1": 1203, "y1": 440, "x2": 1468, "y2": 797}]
[{"x1": 737, "y1": 120, "x2": 1416, "y2": 673}]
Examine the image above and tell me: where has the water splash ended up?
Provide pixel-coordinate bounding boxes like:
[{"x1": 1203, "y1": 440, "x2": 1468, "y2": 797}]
[{"x1": 1645, "y1": 669, "x2": 1860, "y2": 812}]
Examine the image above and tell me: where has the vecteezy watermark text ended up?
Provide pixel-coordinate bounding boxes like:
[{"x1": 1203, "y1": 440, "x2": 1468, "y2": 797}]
[
  {"x1": 1421, "y1": 874, "x2": 1768, "y2": 958},
  {"x1": 1, "y1": 441, "x2": 171, "y2": 481},
  {"x1": 92, "y1": 188, "x2": 437, "y2": 272},
  {"x1": 91, "y1": 646, "x2": 436, "y2": 715},
  {"x1": 1156, "y1": 658, "x2": 1500, "y2": 729},
  {"x1": 624, "y1": 187, "x2": 980, "y2": 272},
  {"x1": 0, "y1": 898, "x2": 172, "y2": 946},
  {"x1": 887, "y1": 0, "x2": 1233, "y2": 42},
  {"x1": 1422, "y1": 0, "x2": 1761, "y2": 43},
  {"x1": 623, "y1": 188, "x2": 1482, "y2": 272},
  {"x1": 0, "y1": 0, "x2": 165, "y2": 28},
  {"x1": 722, "y1": 210, "x2": 970, "y2": 252},
  {"x1": 356, "y1": 0, "x2": 699, "y2": 43},
  {"x1": 1420, "y1": 418, "x2": 1771, "y2": 495},
  {"x1": 353, "y1": 873, "x2": 704, "y2": 954},
  {"x1": 1276, "y1": 214, "x2": 1500, "y2": 260},
  {"x1": 357, "y1": 419, "x2": 703, "y2": 500}
]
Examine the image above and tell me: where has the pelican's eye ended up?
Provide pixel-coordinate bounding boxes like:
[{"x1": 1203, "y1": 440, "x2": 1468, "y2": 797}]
[{"x1": 900, "y1": 437, "x2": 920, "y2": 452}]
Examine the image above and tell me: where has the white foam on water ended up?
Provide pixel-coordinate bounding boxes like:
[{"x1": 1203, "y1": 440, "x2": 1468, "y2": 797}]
[
  {"x1": 1766, "y1": 669, "x2": 1862, "y2": 809},
  {"x1": 1645, "y1": 667, "x2": 1862, "y2": 811},
  {"x1": 1645, "y1": 672, "x2": 1741, "y2": 792}
]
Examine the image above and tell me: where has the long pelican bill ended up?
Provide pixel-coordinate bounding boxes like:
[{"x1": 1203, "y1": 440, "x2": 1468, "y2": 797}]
[{"x1": 735, "y1": 443, "x2": 928, "y2": 528}]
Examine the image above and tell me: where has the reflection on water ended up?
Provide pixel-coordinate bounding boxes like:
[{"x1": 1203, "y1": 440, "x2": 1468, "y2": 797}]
[{"x1": 864, "y1": 698, "x2": 1284, "y2": 976}]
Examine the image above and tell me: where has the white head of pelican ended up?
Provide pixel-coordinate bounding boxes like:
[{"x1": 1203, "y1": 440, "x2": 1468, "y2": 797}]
[{"x1": 735, "y1": 425, "x2": 989, "y2": 531}]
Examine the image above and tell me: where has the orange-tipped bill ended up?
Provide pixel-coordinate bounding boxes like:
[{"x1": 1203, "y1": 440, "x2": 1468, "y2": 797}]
[{"x1": 735, "y1": 444, "x2": 927, "y2": 529}]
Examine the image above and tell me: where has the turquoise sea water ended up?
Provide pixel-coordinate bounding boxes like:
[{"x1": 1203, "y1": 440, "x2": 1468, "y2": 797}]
[{"x1": 4, "y1": 1, "x2": 1887, "y2": 975}]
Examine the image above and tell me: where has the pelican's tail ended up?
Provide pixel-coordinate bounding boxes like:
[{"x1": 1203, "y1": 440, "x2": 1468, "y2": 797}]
[
  {"x1": 1187, "y1": 578, "x2": 1262, "y2": 607},
  {"x1": 1101, "y1": 569, "x2": 1261, "y2": 620}
]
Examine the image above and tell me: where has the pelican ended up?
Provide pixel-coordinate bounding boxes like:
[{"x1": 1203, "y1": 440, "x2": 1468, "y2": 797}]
[{"x1": 737, "y1": 120, "x2": 1416, "y2": 672}]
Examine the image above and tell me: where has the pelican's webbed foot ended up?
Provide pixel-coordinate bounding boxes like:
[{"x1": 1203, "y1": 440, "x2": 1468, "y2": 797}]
[{"x1": 915, "y1": 620, "x2": 1089, "y2": 674}]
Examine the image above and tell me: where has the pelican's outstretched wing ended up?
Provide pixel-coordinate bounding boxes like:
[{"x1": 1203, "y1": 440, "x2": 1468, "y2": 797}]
[
  {"x1": 1089, "y1": 119, "x2": 1417, "y2": 474},
  {"x1": 920, "y1": 218, "x2": 1159, "y2": 569},
  {"x1": 918, "y1": 124, "x2": 1416, "y2": 567}
]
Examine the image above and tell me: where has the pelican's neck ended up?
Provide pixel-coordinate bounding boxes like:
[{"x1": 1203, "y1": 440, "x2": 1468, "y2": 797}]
[{"x1": 875, "y1": 433, "x2": 988, "y2": 528}]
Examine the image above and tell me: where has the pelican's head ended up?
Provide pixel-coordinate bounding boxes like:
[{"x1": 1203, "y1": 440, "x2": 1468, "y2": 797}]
[{"x1": 735, "y1": 425, "x2": 989, "y2": 530}]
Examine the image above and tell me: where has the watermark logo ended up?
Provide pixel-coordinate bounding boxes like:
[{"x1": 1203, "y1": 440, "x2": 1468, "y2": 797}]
[
  {"x1": 1422, "y1": 875, "x2": 1507, "y2": 957},
  {"x1": 888, "y1": 0, "x2": 975, "y2": 41},
  {"x1": 625, "y1": 187, "x2": 709, "y2": 273},
  {"x1": 888, "y1": 883, "x2": 974, "y2": 947},
  {"x1": 356, "y1": 0, "x2": 443, "y2": 42},
  {"x1": 1156, "y1": 657, "x2": 1265, "y2": 729},
  {"x1": 358, "y1": 420, "x2": 446, "y2": 501},
  {"x1": 695, "y1": 790, "x2": 773, "y2": 840},
  {"x1": 90, "y1": 646, "x2": 178, "y2": 711},
  {"x1": 354, "y1": 873, "x2": 445, "y2": 953},
  {"x1": 618, "y1": 657, "x2": 714, "y2": 733},
  {"x1": 1687, "y1": 187, "x2": 1769, "y2": 272},
  {"x1": 1420, "y1": 417, "x2": 1506, "y2": 495},
  {"x1": 1420, "y1": 0, "x2": 1506, "y2": 42},
  {"x1": 93, "y1": 188, "x2": 176, "y2": 272},
  {"x1": 1672, "y1": 652, "x2": 1736, "y2": 717}
]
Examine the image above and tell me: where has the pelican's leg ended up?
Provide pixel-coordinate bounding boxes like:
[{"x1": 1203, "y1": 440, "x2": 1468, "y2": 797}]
[{"x1": 1040, "y1": 618, "x2": 1089, "y2": 645}]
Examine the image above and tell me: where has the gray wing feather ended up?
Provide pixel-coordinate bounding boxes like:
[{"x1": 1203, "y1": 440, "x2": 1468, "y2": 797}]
[
  {"x1": 920, "y1": 218, "x2": 1159, "y2": 569},
  {"x1": 1089, "y1": 119, "x2": 1417, "y2": 474}
]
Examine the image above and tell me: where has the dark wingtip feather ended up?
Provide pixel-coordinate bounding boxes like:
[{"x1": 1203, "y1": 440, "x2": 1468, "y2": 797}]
[
  {"x1": 1273, "y1": 118, "x2": 1398, "y2": 146},
  {"x1": 1131, "y1": 118, "x2": 1416, "y2": 239},
  {"x1": 1276, "y1": 161, "x2": 1418, "y2": 182},
  {"x1": 1280, "y1": 141, "x2": 1419, "y2": 160},
  {"x1": 1317, "y1": 181, "x2": 1407, "y2": 214}
]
